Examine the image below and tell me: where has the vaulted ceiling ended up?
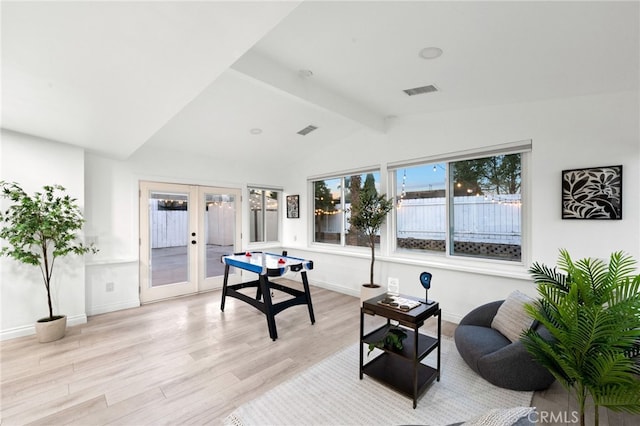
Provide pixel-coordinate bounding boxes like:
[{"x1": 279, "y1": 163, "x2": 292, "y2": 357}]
[{"x1": 3, "y1": 1, "x2": 639, "y2": 163}]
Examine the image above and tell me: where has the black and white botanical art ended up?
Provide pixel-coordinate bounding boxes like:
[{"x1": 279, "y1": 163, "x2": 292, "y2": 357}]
[{"x1": 562, "y1": 165, "x2": 622, "y2": 220}]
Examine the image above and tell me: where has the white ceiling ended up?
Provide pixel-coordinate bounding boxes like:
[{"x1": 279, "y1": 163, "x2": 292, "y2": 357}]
[{"x1": 3, "y1": 1, "x2": 639, "y2": 162}]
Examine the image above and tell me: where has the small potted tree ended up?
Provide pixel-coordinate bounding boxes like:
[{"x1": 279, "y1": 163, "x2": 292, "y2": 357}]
[
  {"x1": 348, "y1": 184, "x2": 394, "y2": 303},
  {"x1": 0, "y1": 182, "x2": 97, "y2": 342}
]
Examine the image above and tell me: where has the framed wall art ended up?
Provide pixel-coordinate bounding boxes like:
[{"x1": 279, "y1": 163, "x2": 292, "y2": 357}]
[
  {"x1": 561, "y1": 165, "x2": 622, "y2": 220},
  {"x1": 286, "y1": 195, "x2": 299, "y2": 219}
]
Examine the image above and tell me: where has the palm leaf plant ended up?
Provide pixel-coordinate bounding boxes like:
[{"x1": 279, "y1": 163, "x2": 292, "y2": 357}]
[
  {"x1": 0, "y1": 182, "x2": 98, "y2": 324},
  {"x1": 522, "y1": 249, "x2": 640, "y2": 426}
]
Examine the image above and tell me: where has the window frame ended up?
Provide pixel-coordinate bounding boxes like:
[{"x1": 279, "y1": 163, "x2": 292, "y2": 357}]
[
  {"x1": 247, "y1": 186, "x2": 281, "y2": 245},
  {"x1": 388, "y1": 141, "x2": 531, "y2": 265},
  {"x1": 309, "y1": 167, "x2": 384, "y2": 249}
]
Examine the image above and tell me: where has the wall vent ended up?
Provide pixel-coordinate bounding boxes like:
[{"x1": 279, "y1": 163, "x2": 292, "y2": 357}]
[
  {"x1": 297, "y1": 125, "x2": 318, "y2": 136},
  {"x1": 403, "y1": 84, "x2": 438, "y2": 96}
]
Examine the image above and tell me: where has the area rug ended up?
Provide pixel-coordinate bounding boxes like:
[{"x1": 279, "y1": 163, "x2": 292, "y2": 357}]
[{"x1": 224, "y1": 337, "x2": 533, "y2": 426}]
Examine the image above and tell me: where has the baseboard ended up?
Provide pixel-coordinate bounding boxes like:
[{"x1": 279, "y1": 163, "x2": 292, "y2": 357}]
[
  {"x1": 283, "y1": 276, "x2": 461, "y2": 324},
  {"x1": 1, "y1": 313, "x2": 87, "y2": 341},
  {"x1": 442, "y1": 312, "x2": 462, "y2": 325},
  {"x1": 308, "y1": 278, "x2": 360, "y2": 298},
  {"x1": 86, "y1": 299, "x2": 140, "y2": 316},
  {"x1": 273, "y1": 275, "x2": 359, "y2": 298},
  {"x1": 1, "y1": 323, "x2": 36, "y2": 341}
]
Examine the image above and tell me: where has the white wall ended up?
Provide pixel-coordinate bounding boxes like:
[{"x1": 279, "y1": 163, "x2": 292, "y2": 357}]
[
  {"x1": 2, "y1": 90, "x2": 638, "y2": 338},
  {"x1": 83, "y1": 144, "x2": 289, "y2": 315},
  {"x1": 0, "y1": 130, "x2": 88, "y2": 339},
  {"x1": 87, "y1": 90, "x2": 640, "y2": 325},
  {"x1": 281, "y1": 91, "x2": 640, "y2": 323},
  {"x1": 83, "y1": 154, "x2": 140, "y2": 315}
]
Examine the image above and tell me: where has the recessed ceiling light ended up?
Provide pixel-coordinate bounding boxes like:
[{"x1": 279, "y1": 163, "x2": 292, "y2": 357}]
[
  {"x1": 419, "y1": 47, "x2": 443, "y2": 60},
  {"x1": 250, "y1": 128, "x2": 262, "y2": 135}
]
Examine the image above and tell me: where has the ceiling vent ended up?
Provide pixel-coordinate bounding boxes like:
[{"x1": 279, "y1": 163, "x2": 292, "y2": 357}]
[
  {"x1": 403, "y1": 84, "x2": 438, "y2": 96},
  {"x1": 297, "y1": 125, "x2": 318, "y2": 136}
]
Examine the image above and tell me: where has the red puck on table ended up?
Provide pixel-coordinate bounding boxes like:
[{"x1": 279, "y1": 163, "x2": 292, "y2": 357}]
[
  {"x1": 245, "y1": 252, "x2": 252, "y2": 257},
  {"x1": 278, "y1": 258, "x2": 286, "y2": 264}
]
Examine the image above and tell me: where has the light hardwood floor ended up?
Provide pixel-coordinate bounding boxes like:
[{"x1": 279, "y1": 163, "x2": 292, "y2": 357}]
[{"x1": 1, "y1": 281, "x2": 638, "y2": 425}]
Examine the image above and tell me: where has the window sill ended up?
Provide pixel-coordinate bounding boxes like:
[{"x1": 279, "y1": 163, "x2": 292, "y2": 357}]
[
  {"x1": 383, "y1": 250, "x2": 530, "y2": 281},
  {"x1": 303, "y1": 243, "x2": 531, "y2": 281},
  {"x1": 85, "y1": 258, "x2": 138, "y2": 266}
]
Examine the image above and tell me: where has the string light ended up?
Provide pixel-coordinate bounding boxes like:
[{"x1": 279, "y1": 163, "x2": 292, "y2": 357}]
[
  {"x1": 397, "y1": 170, "x2": 407, "y2": 209},
  {"x1": 314, "y1": 208, "x2": 342, "y2": 216}
]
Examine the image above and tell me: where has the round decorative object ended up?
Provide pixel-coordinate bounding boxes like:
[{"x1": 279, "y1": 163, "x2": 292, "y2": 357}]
[{"x1": 420, "y1": 272, "x2": 432, "y2": 289}]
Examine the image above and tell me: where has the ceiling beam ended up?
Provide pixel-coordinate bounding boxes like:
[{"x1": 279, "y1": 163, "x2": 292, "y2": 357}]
[{"x1": 231, "y1": 50, "x2": 387, "y2": 133}]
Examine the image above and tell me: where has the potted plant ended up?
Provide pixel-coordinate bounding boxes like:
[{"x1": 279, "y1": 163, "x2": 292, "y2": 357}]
[
  {"x1": 367, "y1": 323, "x2": 407, "y2": 356},
  {"x1": 0, "y1": 182, "x2": 98, "y2": 342},
  {"x1": 522, "y1": 249, "x2": 640, "y2": 426},
  {"x1": 348, "y1": 184, "x2": 394, "y2": 302}
]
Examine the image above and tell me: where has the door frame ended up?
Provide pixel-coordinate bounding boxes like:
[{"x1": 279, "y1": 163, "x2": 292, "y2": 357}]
[
  {"x1": 197, "y1": 185, "x2": 243, "y2": 292},
  {"x1": 139, "y1": 181, "x2": 242, "y2": 303}
]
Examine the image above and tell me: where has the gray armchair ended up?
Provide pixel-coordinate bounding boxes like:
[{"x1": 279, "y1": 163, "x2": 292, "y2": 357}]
[{"x1": 454, "y1": 300, "x2": 555, "y2": 391}]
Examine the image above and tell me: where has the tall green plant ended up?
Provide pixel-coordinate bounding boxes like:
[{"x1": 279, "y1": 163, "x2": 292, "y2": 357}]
[
  {"x1": 0, "y1": 182, "x2": 98, "y2": 321},
  {"x1": 349, "y1": 186, "x2": 394, "y2": 287},
  {"x1": 522, "y1": 249, "x2": 640, "y2": 426}
]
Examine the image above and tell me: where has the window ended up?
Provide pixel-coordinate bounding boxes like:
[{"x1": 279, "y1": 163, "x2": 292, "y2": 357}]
[
  {"x1": 393, "y1": 144, "x2": 527, "y2": 262},
  {"x1": 249, "y1": 188, "x2": 279, "y2": 243},
  {"x1": 313, "y1": 178, "x2": 341, "y2": 244},
  {"x1": 312, "y1": 171, "x2": 381, "y2": 247},
  {"x1": 396, "y1": 163, "x2": 447, "y2": 252},
  {"x1": 450, "y1": 154, "x2": 522, "y2": 260}
]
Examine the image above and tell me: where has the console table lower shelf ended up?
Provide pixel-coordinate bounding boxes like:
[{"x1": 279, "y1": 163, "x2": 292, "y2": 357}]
[
  {"x1": 362, "y1": 351, "x2": 439, "y2": 401},
  {"x1": 361, "y1": 328, "x2": 439, "y2": 407}
]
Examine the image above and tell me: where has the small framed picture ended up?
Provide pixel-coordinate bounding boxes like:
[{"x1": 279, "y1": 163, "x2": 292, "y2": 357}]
[
  {"x1": 286, "y1": 195, "x2": 299, "y2": 219},
  {"x1": 562, "y1": 165, "x2": 622, "y2": 220}
]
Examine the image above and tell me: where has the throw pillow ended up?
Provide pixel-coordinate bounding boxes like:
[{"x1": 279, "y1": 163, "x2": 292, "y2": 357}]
[{"x1": 491, "y1": 290, "x2": 535, "y2": 343}]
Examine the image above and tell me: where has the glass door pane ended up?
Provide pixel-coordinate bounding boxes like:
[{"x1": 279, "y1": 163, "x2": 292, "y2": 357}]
[
  {"x1": 198, "y1": 186, "x2": 242, "y2": 292},
  {"x1": 203, "y1": 192, "x2": 236, "y2": 279},
  {"x1": 150, "y1": 191, "x2": 190, "y2": 286},
  {"x1": 139, "y1": 181, "x2": 197, "y2": 303}
]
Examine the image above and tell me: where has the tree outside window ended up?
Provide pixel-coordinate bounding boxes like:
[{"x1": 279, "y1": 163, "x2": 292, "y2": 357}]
[
  {"x1": 395, "y1": 152, "x2": 523, "y2": 261},
  {"x1": 313, "y1": 172, "x2": 381, "y2": 247}
]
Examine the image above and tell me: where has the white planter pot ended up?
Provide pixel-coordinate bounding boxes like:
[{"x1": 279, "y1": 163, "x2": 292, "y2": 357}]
[
  {"x1": 360, "y1": 284, "x2": 386, "y2": 306},
  {"x1": 35, "y1": 315, "x2": 67, "y2": 343}
]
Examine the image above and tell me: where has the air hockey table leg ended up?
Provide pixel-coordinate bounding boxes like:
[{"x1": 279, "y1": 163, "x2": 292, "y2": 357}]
[
  {"x1": 255, "y1": 282, "x2": 262, "y2": 301},
  {"x1": 301, "y1": 271, "x2": 316, "y2": 324},
  {"x1": 259, "y1": 275, "x2": 278, "y2": 340},
  {"x1": 220, "y1": 263, "x2": 230, "y2": 312}
]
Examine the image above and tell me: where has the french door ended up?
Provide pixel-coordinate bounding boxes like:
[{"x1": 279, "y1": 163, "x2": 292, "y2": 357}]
[{"x1": 139, "y1": 181, "x2": 242, "y2": 303}]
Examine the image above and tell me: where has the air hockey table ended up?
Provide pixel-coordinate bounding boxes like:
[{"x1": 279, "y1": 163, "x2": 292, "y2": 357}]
[{"x1": 220, "y1": 251, "x2": 316, "y2": 341}]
